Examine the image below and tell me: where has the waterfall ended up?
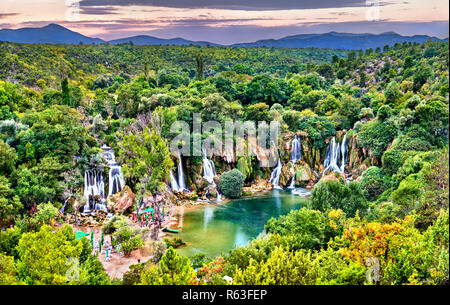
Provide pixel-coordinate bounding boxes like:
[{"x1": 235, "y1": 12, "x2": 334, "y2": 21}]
[
  {"x1": 340, "y1": 133, "x2": 348, "y2": 172},
  {"x1": 322, "y1": 135, "x2": 348, "y2": 176},
  {"x1": 170, "y1": 169, "x2": 180, "y2": 191},
  {"x1": 288, "y1": 175, "x2": 296, "y2": 189},
  {"x1": 177, "y1": 152, "x2": 188, "y2": 192},
  {"x1": 101, "y1": 145, "x2": 125, "y2": 198},
  {"x1": 59, "y1": 196, "x2": 71, "y2": 214},
  {"x1": 269, "y1": 157, "x2": 283, "y2": 189},
  {"x1": 202, "y1": 148, "x2": 222, "y2": 201},
  {"x1": 81, "y1": 145, "x2": 126, "y2": 213},
  {"x1": 108, "y1": 165, "x2": 125, "y2": 197},
  {"x1": 291, "y1": 135, "x2": 302, "y2": 163},
  {"x1": 83, "y1": 169, "x2": 107, "y2": 213},
  {"x1": 288, "y1": 135, "x2": 302, "y2": 189}
]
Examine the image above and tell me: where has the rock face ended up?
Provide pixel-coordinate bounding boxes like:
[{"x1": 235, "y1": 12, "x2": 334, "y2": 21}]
[
  {"x1": 243, "y1": 177, "x2": 273, "y2": 194},
  {"x1": 106, "y1": 185, "x2": 136, "y2": 214}
]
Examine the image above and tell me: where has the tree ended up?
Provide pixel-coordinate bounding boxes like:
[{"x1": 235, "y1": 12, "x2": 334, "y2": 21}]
[
  {"x1": 0, "y1": 140, "x2": 17, "y2": 174},
  {"x1": 16, "y1": 225, "x2": 83, "y2": 285},
  {"x1": 233, "y1": 246, "x2": 319, "y2": 285},
  {"x1": 0, "y1": 253, "x2": 22, "y2": 285},
  {"x1": 117, "y1": 113, "x2": 173, "y2": 226},
  {"x1": 265, "y1": 208, "x2": 336, "y2": 250},
  {"x1": 61, "y1": 78, "x2": 70, "y2": 106},
  {"x1": 218, "y1": 169, "x2": 245, "y2": 199},
  {"x1": 140, "y1": 247, "x2": 196, "y2": 285},
  {"x1": 310, "y1": 180, "x2": 368, "y2": 217}
]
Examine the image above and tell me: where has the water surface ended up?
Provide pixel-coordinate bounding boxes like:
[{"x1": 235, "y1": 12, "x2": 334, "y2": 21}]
[{"x1": 175, "y1": 189, "x2": 310, "y2": 257}]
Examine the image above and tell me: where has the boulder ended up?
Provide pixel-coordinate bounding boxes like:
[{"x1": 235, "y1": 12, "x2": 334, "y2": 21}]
[
  {"x1": 106, "y1": 185, "x2": 136, "y2": 214},
  {"x1": 295, "y1": 163, "x2": 314, "y2": 183}
]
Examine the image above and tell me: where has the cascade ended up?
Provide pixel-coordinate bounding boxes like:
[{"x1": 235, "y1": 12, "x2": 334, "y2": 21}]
[
  {"x1": 102, "y1": 145, "x2": 125, "y2": 197},
  {"x1": 321, "y1": 135, "x2": 348, "y2": 176},
  {"x1": 177, "y1": 151, "x2": 188, "y2": 192},
  {"x1": 340, "y1": 133, "x2": 348, "y2": 172},
  {"x1": 269, "y1": 155, "x2": 283, "y2": 189},
  {"x1": 291, "y1": 135, "x2": 302, "y2": 163},
  {"x1": 202, "y1": 148, "x2": 222, "y2": 201},
  {"x1": 288, "y1": 135, "x2": 303, "y2": 189},
  {"x1": 59, "y1": 196, "x2": 71, "y2": 214},
  {"x1": 83, "y1": 169, "x2": 107, "y2": 213},
  {"x1": 170, "y1": 169, "x2": 180, "y2": 192},
  {"x1": 82, "y1": 145, "x2": 126, "y2": 213},
  {"x1": 108, "y1": 165, "x2": 124, "y2": 197},
  {"x1": 287, "y1": 175, "x2": 296, "y2": 189}
]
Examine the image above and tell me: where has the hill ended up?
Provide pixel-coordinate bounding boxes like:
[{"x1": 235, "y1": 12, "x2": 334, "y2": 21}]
[
  {"x1": 232, "y1": 31, "x2": 447, "y2": 49},
  {"x1": 0, "y1": 23, "x2": 104, "y2": 44}
]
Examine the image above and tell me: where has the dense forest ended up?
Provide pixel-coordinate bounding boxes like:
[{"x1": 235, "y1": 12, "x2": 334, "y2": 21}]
[{"x1": 0, "y1": 40, "x2": 448, "y2": 285}]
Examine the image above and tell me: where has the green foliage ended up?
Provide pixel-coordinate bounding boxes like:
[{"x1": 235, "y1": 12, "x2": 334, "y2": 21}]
[
  {"x1": 0, "y1": 253, "x2": 22, "y2": 284},
  {"x1": 310, "y1": 180, "x2": 368, "y2": 217},
  {"x1": 298, "y1": 116, "x2": 336, "y2": 150},
  {"x1": 358, "y1": 118, "x2": 397, "y2": 159},
  {"x1": 140, "y1": 247, "x2": 196, "y2": 285},
  {"x1": 265, "y1": 209, "x2": 334, "y2": 250},
  {"x1": 218, "y1": 169, "x2": 245, "y2": 199},
  {"x1": 16, "y1": 225, "x2": 83, "y2": 284},
  {"x1": 233, "y1": 246, "x2": 319, "y2": 285},
  {"x1": 360, "y1": 166, "x2": 394, "y2": 201}
]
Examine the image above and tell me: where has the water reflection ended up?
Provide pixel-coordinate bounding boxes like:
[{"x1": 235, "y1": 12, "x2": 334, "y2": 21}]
[{"x1": 176, "y1": 189, "x2": 310, "y2": 257}]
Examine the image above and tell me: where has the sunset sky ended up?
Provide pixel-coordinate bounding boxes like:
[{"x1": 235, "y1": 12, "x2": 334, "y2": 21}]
[{"x1": 0, "y1": 0, "x2": 448, "y2": 44}]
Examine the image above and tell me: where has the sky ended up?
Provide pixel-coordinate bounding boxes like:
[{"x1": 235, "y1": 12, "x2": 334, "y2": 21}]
[{"x1": 0, "y1": 0, "x2": 448, "y2": 44}]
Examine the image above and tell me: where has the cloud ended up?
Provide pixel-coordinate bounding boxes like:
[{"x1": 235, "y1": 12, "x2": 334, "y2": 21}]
[
  {"x1": 80, "y1": 6, "x2": 119, "y2": 15},
  {"x1": 79, "y1": 0, "x2": 370, "y2": 10},
  {"x1": 0, "y1": 13, "x2": 20, "y2": 20}
]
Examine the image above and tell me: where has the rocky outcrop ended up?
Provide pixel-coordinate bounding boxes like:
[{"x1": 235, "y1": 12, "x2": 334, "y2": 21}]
[
  {"x1": 243, "y1": 177, "x2": 273, "y2": 194},
  {"x1": 106, "y1": 185, "x2": 136, "y2": 214}
]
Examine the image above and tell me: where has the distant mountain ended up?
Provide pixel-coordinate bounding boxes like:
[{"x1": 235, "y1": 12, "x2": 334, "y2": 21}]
[
  {"x1": 232, "y1": 32, "x2": 447, "y2": 49},
  {"x1": 0, "y1": 24, "x2": 447, "y2": 49},
  {"x1": 107, "y1": 35, "x2": 219, "y2": 46},
  {"x1": 0, "y1": 23, "x2": 104, "y2": 44}
]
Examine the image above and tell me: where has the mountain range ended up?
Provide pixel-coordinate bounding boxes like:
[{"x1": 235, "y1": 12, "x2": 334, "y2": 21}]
[{"x1": 0, "y1": 24, "x2": 447, "y2": 49}]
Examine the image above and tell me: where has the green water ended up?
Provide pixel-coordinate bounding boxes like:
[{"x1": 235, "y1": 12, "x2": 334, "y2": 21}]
[{"x1": 174, "y1": 189, "x2": 310, "y2": 258}]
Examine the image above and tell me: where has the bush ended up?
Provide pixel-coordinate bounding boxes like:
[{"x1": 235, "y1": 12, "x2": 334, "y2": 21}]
[
  {"x1": 265, "y1": 208, "x2": 335, "y2": 250},
  {"x1": 219, "y1": 169, "x2": 245, "y2": 199},
  {"x1": 310, "y1": 180, "x2": 368, "y2": 217},
  {"x1": 163, "y1": 236, "x2": 186, "y2": 249},
  {"x1": 360, "y1": 166, "x2": 393, "y2": 201},
  {"x1": 381, "y1": 149, "x2": 405, "y2": 176},
  {"x1": 358, "y1": 119, "x2": 397, "y2": 159}
]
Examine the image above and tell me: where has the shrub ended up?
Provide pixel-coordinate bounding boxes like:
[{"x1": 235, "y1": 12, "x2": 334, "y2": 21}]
[
  {"x1": 360, "y1": 166, "x2": 394, "y2": 201},
  {"x1": 381, "y1": 149, "x2": 405, "y2": 176},
  {"x1": 310, "y1": 180, "x2": 368, "y2": 217},
  {"x1": 219, "y1": 169, "x2": 245, "y2": 199}
]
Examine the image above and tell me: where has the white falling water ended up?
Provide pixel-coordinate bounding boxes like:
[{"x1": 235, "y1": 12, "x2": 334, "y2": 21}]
[
  {"x1": 170, "y1": 169, "x2": 180, "y2": 191},
  {"x1": 108, "y1": 165, "x2": 125, "y2": 197},
  {"x1": 322, "y1": 135, "x2": 348, "y2": 176},
  {"x1": 269, "y1": 157, "x2": 283, "y2": 189},
  {"x1": 288, "y1": 135, "x2": 303, "y2": 189},
  {"x1": 177, "y1": 151, "x2": 188, "y2": 192},
  {"x1": 288, "y1": 176, "x2": 296, "y2": 189},
  {"x1": 102, "y1": 145, "x2": 125, "y2": 198},
  {"x1": 202, "y1": 148, "x2": 222, "y2": 201},
  {"x1": 340, "y1": 133, "x2": 348, "y2": 172},
  {"x1": 291, "y1": 135, "x2": 302, "y2": 163},
  {"x1": 83, "y1": 169, "x2": 108, "y2": 213}
]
